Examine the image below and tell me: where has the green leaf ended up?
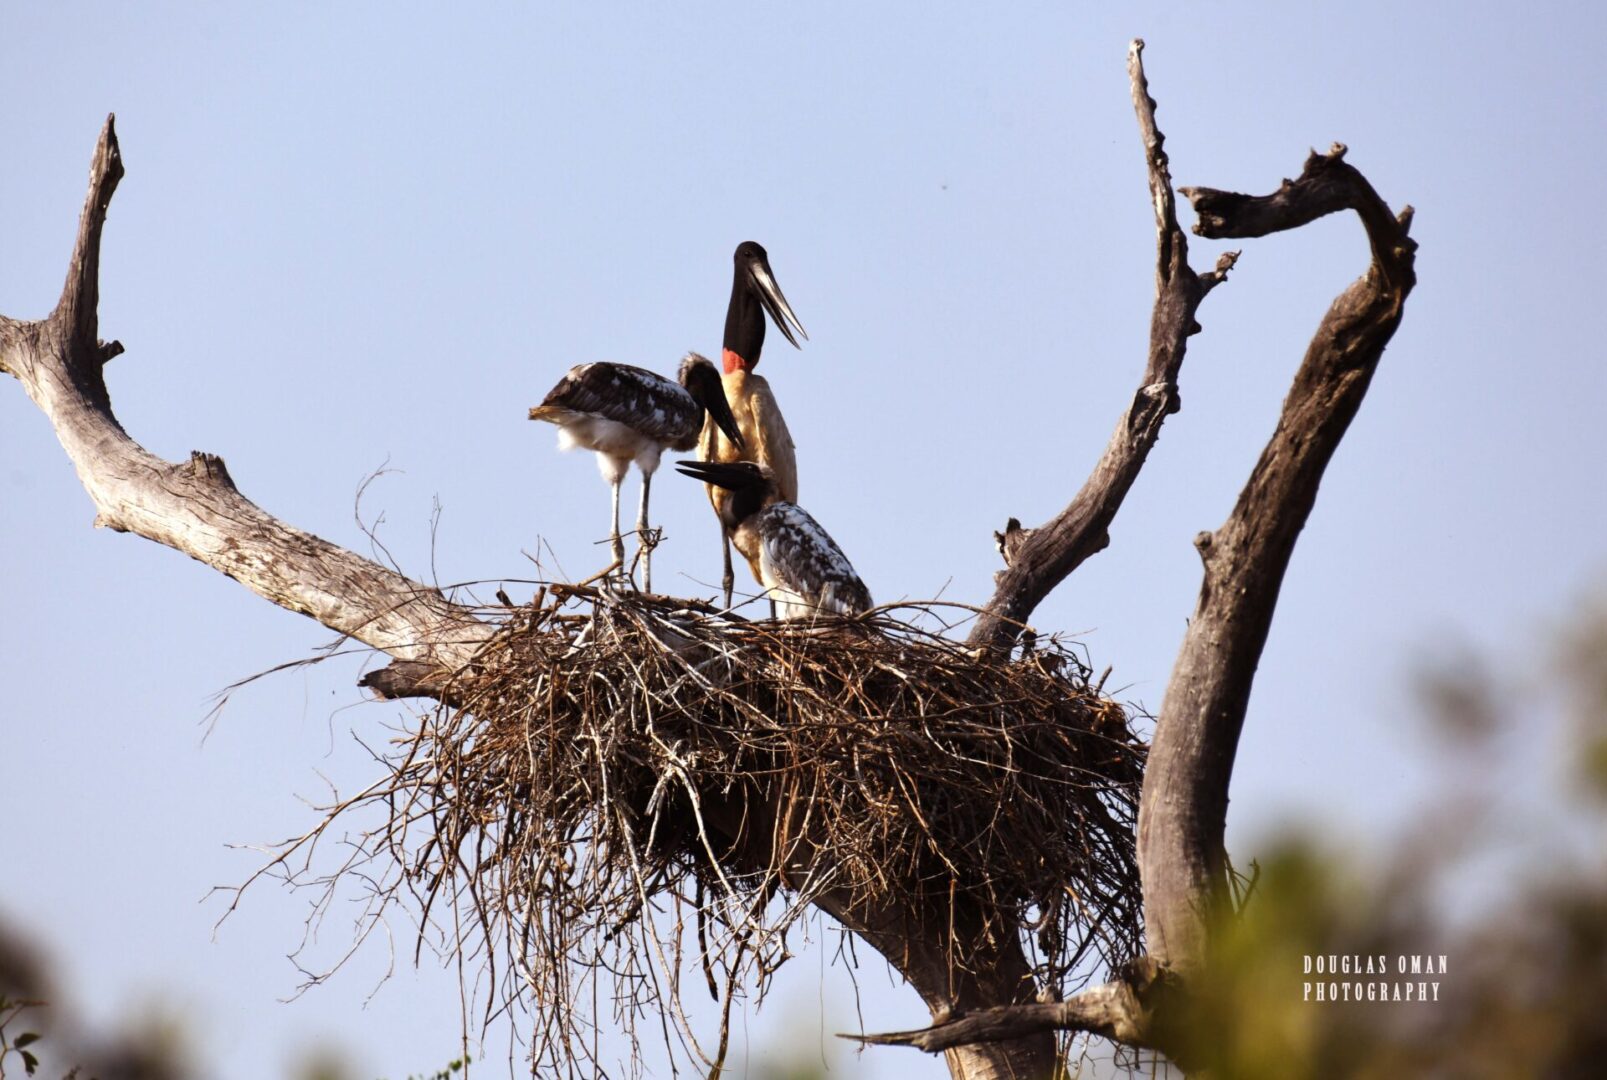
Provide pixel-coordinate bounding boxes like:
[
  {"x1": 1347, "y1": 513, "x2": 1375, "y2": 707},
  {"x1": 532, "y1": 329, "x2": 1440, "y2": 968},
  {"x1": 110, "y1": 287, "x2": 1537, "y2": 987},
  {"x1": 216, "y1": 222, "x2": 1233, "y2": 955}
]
[
  {"x1": 14, "y1": 1031, "x2": 39, "y2": 1047},
  {"x1": 21, "y1": 1048, "x2": 39, "y2": 1075}
]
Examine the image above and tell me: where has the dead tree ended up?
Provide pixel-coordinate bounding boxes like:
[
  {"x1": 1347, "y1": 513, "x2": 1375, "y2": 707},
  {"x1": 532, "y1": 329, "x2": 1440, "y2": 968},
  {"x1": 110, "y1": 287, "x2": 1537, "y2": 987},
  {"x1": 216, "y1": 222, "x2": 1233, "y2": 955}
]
[
  {"x1": 866, "y1": 43, "x2": 1417, "y2": 1070},
  {"x1": 1, "y1": 41, "x2": 1414, "y2": 1080}
]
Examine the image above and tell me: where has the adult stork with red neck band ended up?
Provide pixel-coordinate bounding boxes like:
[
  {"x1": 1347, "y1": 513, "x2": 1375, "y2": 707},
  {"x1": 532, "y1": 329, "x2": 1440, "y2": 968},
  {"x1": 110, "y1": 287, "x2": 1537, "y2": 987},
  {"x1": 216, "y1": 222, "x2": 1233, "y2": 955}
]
[{"x1": 696, "y1": 240, "x2": 809, "y2": 609}]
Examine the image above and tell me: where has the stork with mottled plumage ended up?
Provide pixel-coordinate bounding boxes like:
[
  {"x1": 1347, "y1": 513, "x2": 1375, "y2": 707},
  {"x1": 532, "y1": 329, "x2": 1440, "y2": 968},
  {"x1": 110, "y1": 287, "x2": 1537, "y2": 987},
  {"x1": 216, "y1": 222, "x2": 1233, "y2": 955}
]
[
  {"x1": 675, "y1": 459, "x2": 871, "y2": 620},
  {"x1": 530, "y1": 353, "x2": 743, "y2": 592}
]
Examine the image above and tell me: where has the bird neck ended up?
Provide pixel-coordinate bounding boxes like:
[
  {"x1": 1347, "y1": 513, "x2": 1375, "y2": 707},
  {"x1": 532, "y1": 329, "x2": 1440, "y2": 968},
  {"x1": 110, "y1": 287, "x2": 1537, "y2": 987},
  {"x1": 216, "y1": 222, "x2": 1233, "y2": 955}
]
[
  {"x1": 721, "y1": 482, "x2": 770, "y2": 529},
  {"x1": 723, "y1": 273, "x2": 764, "y2": 372}
]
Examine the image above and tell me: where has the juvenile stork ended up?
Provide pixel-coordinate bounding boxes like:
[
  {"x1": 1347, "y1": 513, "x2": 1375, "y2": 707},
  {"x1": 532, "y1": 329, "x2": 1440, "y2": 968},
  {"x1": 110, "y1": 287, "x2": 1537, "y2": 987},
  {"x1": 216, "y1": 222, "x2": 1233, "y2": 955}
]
[
  {"x1": 674, "y1": 460, "x2": 871, "y2": 620},
  {"x1": 697, "y1": 241, "x2": 809, "y2": 607},
  {"x1": 530, "y1": 353, "x2": 743, "y2": 592}
]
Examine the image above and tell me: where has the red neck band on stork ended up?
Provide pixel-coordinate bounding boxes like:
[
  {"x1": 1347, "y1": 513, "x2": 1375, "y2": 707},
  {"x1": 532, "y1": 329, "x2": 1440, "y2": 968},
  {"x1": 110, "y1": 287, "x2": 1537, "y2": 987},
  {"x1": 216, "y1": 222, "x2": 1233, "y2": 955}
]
[{"x1": 722, "y1": 348, "x2": 753, "y2": 374}]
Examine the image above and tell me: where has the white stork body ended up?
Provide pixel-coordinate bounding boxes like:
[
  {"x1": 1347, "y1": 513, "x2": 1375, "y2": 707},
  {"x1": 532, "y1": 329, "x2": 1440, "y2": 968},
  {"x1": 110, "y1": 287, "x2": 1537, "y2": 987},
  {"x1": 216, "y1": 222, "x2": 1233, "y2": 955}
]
[{"x1": 531, "y1": 354, "x2": 742, "y2": 591}]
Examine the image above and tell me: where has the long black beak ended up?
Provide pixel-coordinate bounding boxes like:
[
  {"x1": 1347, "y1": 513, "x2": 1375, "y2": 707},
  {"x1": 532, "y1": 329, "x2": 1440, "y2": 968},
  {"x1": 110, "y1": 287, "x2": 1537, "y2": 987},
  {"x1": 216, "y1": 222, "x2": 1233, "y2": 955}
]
[
  {"x1": 685, "y1": 367, "x2": 745, "y2": 450},
  {"x1": 747, "y1": 255, "x2": 808, "y2": 350},
  {"x1": 675, "y1": 459, "x2": 762, "y2": 492},
  {"x1": 704, "y1": 389, "x2": 745, "y2": 450}
]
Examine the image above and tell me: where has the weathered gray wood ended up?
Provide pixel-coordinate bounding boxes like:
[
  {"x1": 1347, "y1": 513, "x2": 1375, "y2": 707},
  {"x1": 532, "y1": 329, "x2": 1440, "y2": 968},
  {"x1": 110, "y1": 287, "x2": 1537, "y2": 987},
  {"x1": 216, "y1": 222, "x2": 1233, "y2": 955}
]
[
  {"x1": 1139, "y1": 143, "x2": 1416, "y2": 978},
  {"x1": 0, "y1": 116, "x2": 495, "y2": 676},
  {"x1": 967, "y1": 40, "x2": 1236, "y2": 652},
  {"x1": 860, "y1": 72, "x2": 1417, "y2": 1072},
  {"x1": 851, "y1": 960, "x2": 1159, "y2": 1054},
  {"x1": 814, "y1": 893, "x2": 1055, "y2": 1079}
]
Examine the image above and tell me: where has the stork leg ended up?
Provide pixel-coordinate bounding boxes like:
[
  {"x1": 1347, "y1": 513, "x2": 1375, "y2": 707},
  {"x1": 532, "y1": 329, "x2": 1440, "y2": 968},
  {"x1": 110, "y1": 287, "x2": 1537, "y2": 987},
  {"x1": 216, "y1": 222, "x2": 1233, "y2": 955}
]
[
  {"x1": 610, "y1": 474, "x2": 627, "y2": 569},
  {"x1": 636, "y1": 471, "x2": 653, "y2": 594},
  {"x1": 578, "y1": 472, "x2": 627, "y2": 588},
  {"x1": 720, "y1": 526, "x2": 734, "y2": 609}
]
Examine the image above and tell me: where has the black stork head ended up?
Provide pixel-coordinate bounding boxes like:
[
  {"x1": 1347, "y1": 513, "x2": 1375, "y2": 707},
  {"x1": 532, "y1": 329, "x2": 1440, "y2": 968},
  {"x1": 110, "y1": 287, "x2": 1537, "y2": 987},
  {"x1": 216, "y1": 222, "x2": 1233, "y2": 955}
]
[
  {"x1": 678, "y1": 353, "x2": 745, "y2": 450},
  {"x1": 723, "y1": 241, "x2": 808, "y2": 373},
  {"x1": 675, "y1": 459, "x2": 775, "y2": 528}
]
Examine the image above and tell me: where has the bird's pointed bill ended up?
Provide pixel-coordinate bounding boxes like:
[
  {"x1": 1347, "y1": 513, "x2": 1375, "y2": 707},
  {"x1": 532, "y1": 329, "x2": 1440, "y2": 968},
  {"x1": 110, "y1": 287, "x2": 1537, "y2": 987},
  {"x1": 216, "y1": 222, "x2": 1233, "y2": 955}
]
[
  {"x1": 684, "y1": 363, "x2": 746, "y2": 450},
  {"x1": 675, "y1": 459, "x2": 761, "y2": 491},
  {"x1": 748, "y1": 258, "x2": 808, "y2": 349},
  {"x1": 703, "y1": 384, "x2": 746, "y2": 450}
]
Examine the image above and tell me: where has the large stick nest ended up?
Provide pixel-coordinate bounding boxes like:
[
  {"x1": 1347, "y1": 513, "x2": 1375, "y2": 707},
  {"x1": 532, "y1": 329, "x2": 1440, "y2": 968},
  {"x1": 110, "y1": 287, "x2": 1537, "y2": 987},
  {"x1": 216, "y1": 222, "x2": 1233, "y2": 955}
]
[{"x1": 282, "y1": 588, "x2": 1144, "y2": 1074}]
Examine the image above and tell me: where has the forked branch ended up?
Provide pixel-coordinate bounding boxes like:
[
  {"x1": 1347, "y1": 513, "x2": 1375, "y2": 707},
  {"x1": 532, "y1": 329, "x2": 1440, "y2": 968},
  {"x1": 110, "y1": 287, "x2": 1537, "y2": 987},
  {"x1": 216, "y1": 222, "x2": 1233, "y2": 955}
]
[
  {"x1": 863, "y1": 75, "x2": 1417, "y2": 1070},
  {"x1": 1139, "y1": 141, "x2": 1416, "y2": 976},
  {"x1": 0, "y1": 115, "x2": 495, "y2": 676},
  {"x1": 968, "y1": 40, "x2": 1237, "y2": 651}
]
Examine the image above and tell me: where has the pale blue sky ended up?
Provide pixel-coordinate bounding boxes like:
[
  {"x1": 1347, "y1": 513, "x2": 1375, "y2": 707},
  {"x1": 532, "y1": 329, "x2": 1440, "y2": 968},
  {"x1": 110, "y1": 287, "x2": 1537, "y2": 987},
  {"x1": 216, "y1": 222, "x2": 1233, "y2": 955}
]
[{"x1": 3, "y1": 3, "x2": 1605, "y2": 1078}]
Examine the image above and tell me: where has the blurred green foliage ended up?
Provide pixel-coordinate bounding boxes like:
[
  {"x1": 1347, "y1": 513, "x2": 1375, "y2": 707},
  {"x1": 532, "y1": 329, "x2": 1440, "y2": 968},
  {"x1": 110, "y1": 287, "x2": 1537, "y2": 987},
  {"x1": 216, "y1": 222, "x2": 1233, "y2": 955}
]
[
  {"x1": 0, "y1": 994, "x2": 46, "y2": 1076},
  {"x1": 1133, "y1": 582, "x2": 1607, "y2": 1079}
]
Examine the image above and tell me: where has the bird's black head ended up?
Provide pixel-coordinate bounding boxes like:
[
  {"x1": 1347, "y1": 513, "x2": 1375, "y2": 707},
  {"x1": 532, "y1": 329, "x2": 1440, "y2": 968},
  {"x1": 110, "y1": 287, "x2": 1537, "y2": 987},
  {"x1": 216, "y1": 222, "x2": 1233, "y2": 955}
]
[
  {"x1": 675, "y1": 458, "x2": 774, "y2": 527},
  {"x1": 678, "y1": 353, "x2": 745, "y2": 450},
  {"x1": 724, "y1": 241, "x2": 808, "y2": 372},
  {"x1": 734, "y1": 240, "x2": 769, "y2": 265}
]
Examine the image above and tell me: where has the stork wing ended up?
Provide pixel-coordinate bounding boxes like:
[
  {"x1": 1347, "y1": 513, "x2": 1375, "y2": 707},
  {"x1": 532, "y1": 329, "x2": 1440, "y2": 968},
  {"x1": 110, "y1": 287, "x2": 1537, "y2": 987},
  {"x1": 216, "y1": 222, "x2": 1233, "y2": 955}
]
[
  {"x1": 758, "y1": 503, "x2": 872, "y2": 616},
  {"x1": 538, "y1": 363, "x2": 697, "y2": 443}
]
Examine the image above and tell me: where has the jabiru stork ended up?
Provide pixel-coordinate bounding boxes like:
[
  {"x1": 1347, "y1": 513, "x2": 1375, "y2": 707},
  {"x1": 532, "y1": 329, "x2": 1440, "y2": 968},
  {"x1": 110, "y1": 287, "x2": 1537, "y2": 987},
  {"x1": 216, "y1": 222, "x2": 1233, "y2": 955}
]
[
  {"x1": 530, "y1": 352, "x2": 744, "y2": 592},
  {"x1": 696, "y1": 241, "x2": 809, "y2": 608},
  {"x1": 674, "y1": 459, "x2": 871, "y2": 619}
]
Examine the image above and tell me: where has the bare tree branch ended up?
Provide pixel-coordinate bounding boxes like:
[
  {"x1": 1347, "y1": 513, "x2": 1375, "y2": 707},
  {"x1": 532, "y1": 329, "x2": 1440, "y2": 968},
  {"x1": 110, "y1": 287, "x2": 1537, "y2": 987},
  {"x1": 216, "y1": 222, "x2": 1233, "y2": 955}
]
[
  {"x1": 56, "y1": 114, "x2": 124, "y2": 365},
  {"x1": 851, "y1": 992, "x2": 1133, "y2": 1052},
  {"x1": 0, "y1": 115, "x2": 495, "y2": 676},
  {"x1": 862, "y1": 107, "x2": 1417, "y2": 1076},
  {"x1": 1139, "y1": 143, "x2": 1417, "y2": 977},
  {"x1": 848, "y1": 958, "x2": 1164, "y2": 1053},
  {"x1": 1183, "y1": 144, "x2": 1414, "y2": 252},
  {"x1": 968, "y1": 40, "x2": 1237, "y2": 652}
]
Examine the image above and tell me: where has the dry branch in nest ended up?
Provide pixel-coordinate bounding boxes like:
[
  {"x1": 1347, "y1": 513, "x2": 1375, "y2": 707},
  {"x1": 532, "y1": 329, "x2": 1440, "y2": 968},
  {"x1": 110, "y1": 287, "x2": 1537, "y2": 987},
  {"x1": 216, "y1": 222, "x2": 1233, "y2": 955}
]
[{"x1": 253, "y1": 588, "x2": 1145, "y2": 1074}]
